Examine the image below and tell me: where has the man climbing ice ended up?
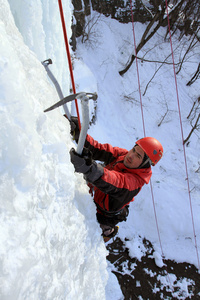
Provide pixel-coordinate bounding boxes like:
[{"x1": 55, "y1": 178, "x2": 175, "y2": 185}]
[{"x1": 69, "y1": 117, "x2": 163, "y2": 242}]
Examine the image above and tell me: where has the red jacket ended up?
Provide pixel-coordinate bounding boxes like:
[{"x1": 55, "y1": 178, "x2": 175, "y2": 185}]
[{"x1": 84, "y1": 135, "x2": 152, "y2": 213}]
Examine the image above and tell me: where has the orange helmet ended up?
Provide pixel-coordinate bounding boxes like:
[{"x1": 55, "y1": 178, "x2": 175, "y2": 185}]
[{"x1": 136, "y1": 137, "x2": 163, "y2": 166}]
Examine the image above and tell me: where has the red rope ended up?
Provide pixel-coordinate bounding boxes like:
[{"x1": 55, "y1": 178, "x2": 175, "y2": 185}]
[
  {"x1": 58, "y1": 0, "x2": 81, "y2": 129},
  {"x1": 165, "y1": 0, "x2": 200, "y2": 270},
  {"x1": 129, "y1": 0, "x2": 167, "y2": 267}
]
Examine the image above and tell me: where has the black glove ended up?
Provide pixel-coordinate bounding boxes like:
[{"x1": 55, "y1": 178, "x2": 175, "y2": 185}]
[
  {"x1": 70, "y1": 147, "x2": 92, "y2": 174},
  {"x1": 70, "y1": 116, "x2": 80, "y2": 143}
]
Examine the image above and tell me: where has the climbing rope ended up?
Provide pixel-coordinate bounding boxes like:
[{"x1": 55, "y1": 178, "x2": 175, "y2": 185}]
[
  {"x1": 57, "y1": 0, "x2": 81, "y2": 129},
  {"x1": 165, "y1": 0, "x2": 200, "y2": 270},
  {"x1": 129, "y1": 2, "x2": 146, "y2": 138},
  {"x1": 129, "y1": 0, "x2": 199, "y2": 271},
  {"x1": 129, "y1": 0, "x2": 165, "y2": 259}
]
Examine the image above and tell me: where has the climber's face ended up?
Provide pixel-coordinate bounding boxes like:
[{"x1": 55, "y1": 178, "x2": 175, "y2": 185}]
[{"x1": 124, "y1": 145, "x2": 145, "y2": 169}]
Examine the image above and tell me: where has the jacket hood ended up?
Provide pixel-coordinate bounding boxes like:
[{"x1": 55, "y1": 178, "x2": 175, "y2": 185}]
[{"x1": 128, "y1": 166, "x2": 152, "y2": 184}]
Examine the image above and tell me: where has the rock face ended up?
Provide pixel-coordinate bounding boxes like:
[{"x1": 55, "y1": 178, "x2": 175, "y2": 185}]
[
  {"x1": 91, "y1": 0, "x2": 152, "y2": 23},
  {"x1": 106, "y1": 237, "x2": 200, "y2": 299},
  {"x1": 70, "y1": 0, "x2": 152, "y2": 50}
]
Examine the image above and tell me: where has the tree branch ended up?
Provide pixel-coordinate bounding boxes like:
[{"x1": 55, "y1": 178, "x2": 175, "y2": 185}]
[{"x1": 184, "y1": 112, "x2": 200, "y2": 144}]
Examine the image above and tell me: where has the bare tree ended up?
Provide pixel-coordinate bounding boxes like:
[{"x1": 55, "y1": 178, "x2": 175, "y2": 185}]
[
  {"x1": 184, "y1": 97, "x2": 200, "y2": 144},
  {"x1": 184, "y1": 113, "x2": 200, "y2": 145},
  {"x1": 81, "y1": 13, "x2": 101, "y2": 44},
  {"x1": 143, "y1": 51, "x2": 176, "y2": 96},
  {"x1": 176, "y1": 26, "x2": 200, "y2": 75},
  {"x1": 119, "y1": 0, "x2": 200, "y2": 76},
  {"x1": 186, "y1": 63, "x2": 200, "y2": 86},
  {"x1": 119, "y1": 1, "x2": 167, "y2": 76}
]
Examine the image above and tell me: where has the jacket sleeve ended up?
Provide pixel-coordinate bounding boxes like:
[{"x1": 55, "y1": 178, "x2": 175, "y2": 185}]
[
  {"x1": 85, "y1": 135, "x2": 127, "y2": 165},
  {"x1": 84, "y1": 164, "x2": 144, "y2": 211}
]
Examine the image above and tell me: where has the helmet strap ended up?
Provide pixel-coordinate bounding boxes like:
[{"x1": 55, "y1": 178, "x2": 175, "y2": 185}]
[{"x1": 139, "y1": 156, "x2": 152, "y2": 169}]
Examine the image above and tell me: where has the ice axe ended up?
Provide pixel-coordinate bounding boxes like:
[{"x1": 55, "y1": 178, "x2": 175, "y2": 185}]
[
  {"x1": 44, "y1": 92, "x2": 97, "y2": 155},
  {"x1": 42, "y1": 59, "x2": 71, "y2": 120}
]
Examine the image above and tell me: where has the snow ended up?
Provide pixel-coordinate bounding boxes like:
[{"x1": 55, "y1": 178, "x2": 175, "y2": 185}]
[
  {"x1": 152, "y1": 251, "x2": 164, "y2": 268},
  {"x1": 0, "y1": 0, "x2": 200, "y2": 299},
  {"x1": 156, "y1": 273, "x2": 195, "y2": 299}
]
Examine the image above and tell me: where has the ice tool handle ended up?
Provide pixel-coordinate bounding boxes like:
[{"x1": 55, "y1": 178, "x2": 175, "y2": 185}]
[
  {"x1": 42, "y1": 59, "x2": 71, "y2": 120},
  {"x1": 76, "y1": 93, "x2": 90, "y2": 155},
  {"x1": 44, "y1": 92, "x2": 98, "y2": 155}
]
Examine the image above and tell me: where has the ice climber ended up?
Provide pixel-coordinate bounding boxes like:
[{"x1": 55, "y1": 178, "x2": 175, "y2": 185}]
[{"x1": 69, "y1": 117, "x2": 163, "y2": 242}]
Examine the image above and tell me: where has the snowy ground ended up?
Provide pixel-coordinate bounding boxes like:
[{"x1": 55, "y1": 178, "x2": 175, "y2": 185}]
[{"x1": 0, "y1": 0, "x2": 200, "y2": 299}]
